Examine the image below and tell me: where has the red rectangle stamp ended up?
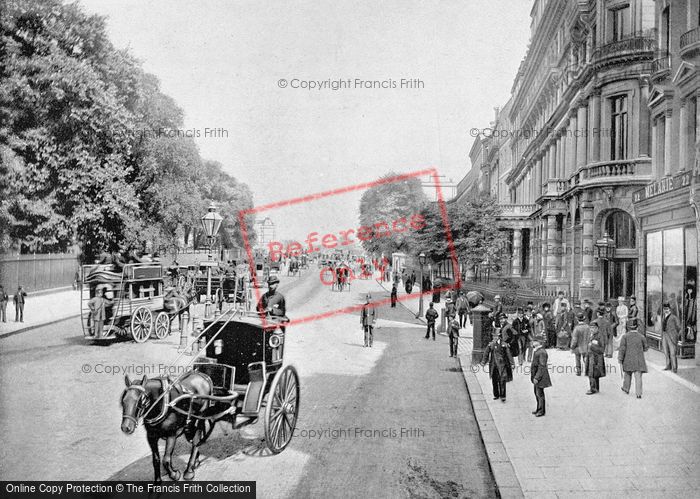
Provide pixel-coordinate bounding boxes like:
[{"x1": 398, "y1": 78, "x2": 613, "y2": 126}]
[{"x1": 238, "y1": 168, "x2": 460, "y2": 330}]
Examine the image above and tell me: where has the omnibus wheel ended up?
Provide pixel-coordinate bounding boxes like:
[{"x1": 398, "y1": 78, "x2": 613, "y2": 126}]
[
  {"x1": 131, "y1": 306, "x2": 153, "y2": 343},
  {"x1": 154, "y1": 311, "x2": 170, "y2": 339}
]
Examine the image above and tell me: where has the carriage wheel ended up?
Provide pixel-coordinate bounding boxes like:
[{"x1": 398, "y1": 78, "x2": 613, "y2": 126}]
[
  {"x1": 131, "y1": 307, "x2": 153, "y2": 343},
  {"x1": 154, "y1": 311, "x2": 170, "y2": 339},
  {"x1": 264, "y1": 365, "x2": 299, "y2": 454}
]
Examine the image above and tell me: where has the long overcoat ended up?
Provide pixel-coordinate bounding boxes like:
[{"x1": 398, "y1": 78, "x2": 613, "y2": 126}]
[
  {"x1": 481, "y1": 339, "x2": 514, "y2": 382},
  {"x1": 585, "y1": 331, "x2": 607, "y2": 378}
]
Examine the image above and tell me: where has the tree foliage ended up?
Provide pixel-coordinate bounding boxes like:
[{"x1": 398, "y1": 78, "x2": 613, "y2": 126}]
[{"x1": 0, "y1": 0, "x2": 254, "y2": 260}]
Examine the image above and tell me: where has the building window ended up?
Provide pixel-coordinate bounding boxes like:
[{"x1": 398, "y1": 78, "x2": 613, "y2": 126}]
[
  {"x1": 611, "y1": 95, "x2": 628, "y2": 160},
  {"x1": 610, "y1": 5, "x2": 630, "y2": 42},
  {"x1": 645, "y1": 227, "x2": 698, "y2": 344},
  {"x1": 605, "y1": 211, "x2": 636, "y2": 249},
  {"x1": 661, "y1": 6, "x2": 670, "y2": 54}
]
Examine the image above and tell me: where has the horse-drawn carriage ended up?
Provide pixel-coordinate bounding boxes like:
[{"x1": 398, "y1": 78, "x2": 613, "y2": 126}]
[
  {"x1": 215, "y1": 273, "x2": 253, "y2": 311},
  {"x1": 120, "y1": 310, "x2": 299, "y2": 481},
  {"x1": 81, "y1": 263, "x2": 180, "y2": 342}
]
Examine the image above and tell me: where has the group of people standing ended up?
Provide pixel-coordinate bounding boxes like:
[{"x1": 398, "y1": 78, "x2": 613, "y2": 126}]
[{"x1": 0, "y1": 285, "x2": 27, "y2": 323}]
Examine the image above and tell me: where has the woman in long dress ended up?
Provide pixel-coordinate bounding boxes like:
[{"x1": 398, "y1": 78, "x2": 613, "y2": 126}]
[{"x1": 615, "y1": 297, "x2": 628, "y2": 348}]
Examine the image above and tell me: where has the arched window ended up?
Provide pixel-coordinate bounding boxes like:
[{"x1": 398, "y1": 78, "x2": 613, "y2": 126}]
[{"x1": 605, "y1": 211, "x2": 636, "y2": 249}]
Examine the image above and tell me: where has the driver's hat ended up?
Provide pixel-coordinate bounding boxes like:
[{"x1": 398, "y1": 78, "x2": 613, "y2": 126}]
[{"x1": 267, "y1": 275, "x2": 280, "y2": 285}]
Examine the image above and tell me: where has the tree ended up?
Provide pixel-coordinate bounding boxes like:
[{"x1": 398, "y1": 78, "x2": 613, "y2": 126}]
[{"x1": 358, "y1": 173, "x2": 428, "y2": 257}]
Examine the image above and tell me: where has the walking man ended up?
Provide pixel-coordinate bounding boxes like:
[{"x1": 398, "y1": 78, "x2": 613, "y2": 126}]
[
  {"x1": 512, "y1": 307, "x2": 529, "y2": 365},
  {"x1": 0, "y1": 285, "x2": 8, "y2": 322},
  {"x1": 555, "y1": 301, "x2": 574, "y2": 350},
  {"x1": 456, "y1": 291, "x2": 470, "y2": 328},
  {"x1": 570, "y1": 313, "x2": 590, "y2": 376},
  {"x1": 530, "y1": 339, "x2": 551, "y2": 416},
  {"x1": 88, "y1": 287, "x2": 112, "y2": 339},
  {"x1": 480, "y1": 328, "x2": 514, "y2": 402},
  {"x1": 448, "y1": 317, "x2": 460, "y2": 357},
  {"x1": 585, "y1": 322, "x2": 606, "y2": 394},
  {"x1": 390, "y1": 283, "x2": 398, "y2": 308},
  {"x1": 618, "y1": 320, "x2": 648, "y2": 398},
  {"x1": 542, "y1": 302, "x2": 555, "y2": 348},
  {"x1": 604, "y1": 302, "x2": 619, "y2": 355},
  {"x1": 14, "y1": 285, "x2": 27, "y2": 322},
  {"x1": 425, "y1": 302, "x2": 438, "y2": 340},
  {"x1": 595, "y1": 309, "x2": 613, "y2": 358},
  {"x1": 360, "y1": 294, "x2": 376, "y2": 347},
  {"x1": 661, "y1": 302, "x2": 681, "y2": 373}
]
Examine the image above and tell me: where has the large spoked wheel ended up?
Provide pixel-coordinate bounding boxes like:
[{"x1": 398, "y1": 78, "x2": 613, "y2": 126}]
[
  {"x1": 154, "y1": 311, "x2": 170, "y2": 339},
  {"x1": 131, "y1": 306, "x2": 153, "y2": 343},
  {"x1": 264, "y1": 365, "x2": 300, "y2": 454}
]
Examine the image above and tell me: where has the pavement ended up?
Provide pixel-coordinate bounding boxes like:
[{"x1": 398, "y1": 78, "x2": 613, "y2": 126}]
[{"x1": 0, "y1": 288, "x2": 81, "y2": 338}]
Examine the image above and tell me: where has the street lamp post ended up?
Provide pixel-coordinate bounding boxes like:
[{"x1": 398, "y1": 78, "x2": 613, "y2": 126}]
[
  {"x1": 416, "y1": 252, "x2": 426, "y2": 319},
  {"x1": 201, "y1": 203, "x2": 223, "y2": 319}
]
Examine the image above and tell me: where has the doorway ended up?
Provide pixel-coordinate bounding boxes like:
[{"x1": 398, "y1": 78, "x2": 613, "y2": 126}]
[{"x1": 603, "y1": 259, "x2": 635, "y2": 301}]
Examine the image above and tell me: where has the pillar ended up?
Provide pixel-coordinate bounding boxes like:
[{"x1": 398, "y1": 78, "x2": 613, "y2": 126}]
[
  {"x1": 546, "y1": 215, "x2": 559, "y2": 282},
  {"x1": 589, "y1": 92, "x2": 601, "y2": 163},
  {"x1": 664, "y1": 109, "x2": 673, "y2": 176},
  {"x1": 512, "y1": 229, "x2": 522, "y2": 277},
  {"x1": 549, "y1": 142, "x2": 557, "y2": 179},
  {"x1": 558, "y1": 136, "x2": 565, "y2": 179},
  {"x1": 577, "y1": 104, "x2": 588, "y2": 168},
  {"x1": 540, "y1": 217, "x2": 548, "y2": 281},
  {"x1": 680, "y1": 100, "x2": 688, "y2": 171},
  {"x1": 640, "y1": 80, "x2": 650, "y2": 157},
  {"x1": 569, "y1": 115, "x2": 578, "y2": 176},
  {"x1": 651, "y1": 118, "x2": 658, "y2": 177},
  {"x1": 579, "y1": 205, "x2": 596, "y2": 299},
  {"x1": 471, "y1": 305, "x2": 493, "y2": 365},
  {"x1": 536, "y1": 158, "x2": 542, "y2": 198}
]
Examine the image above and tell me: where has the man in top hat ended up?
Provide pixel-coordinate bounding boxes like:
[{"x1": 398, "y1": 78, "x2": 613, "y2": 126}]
[
  {"x1": 258, "y1": 275, "x2": 286, "y2": 319},
  {"x1": 582, "y1": 299, "x2": 593, "y2": 324},
  {"x1": 603, "y1": 302, "x2": 619, "y2": 357},
  {"x1": 481, "y1": 327, "x2": 515, "y2": 402},
  {"x1": 541, "y1": 302, "x2": 555, "y2": 348},
  {"x1": 572, "y1": 299, "x2": 584, "y2": 322},
  {"x1": 361, "y1": 294, "x2": 377, "y2": 347},
  {"x1": 498, "y1": 313, "x2": 519, "y2": 364},
  {"x1": 661, "y1": 302, "x2": 681, "y2": 372},
  {"x1": 570, "y1": 312, "x2": 590, "y2": 376},
  {"x1": 618, "y1": 319, "x2": 648, "y2": 398},
  {"x1": 530, "y1": 339, "x2": 551, "y2": 416},
  {"x1": 512, "y1": 307, "x2": 530, "y2": 365}
]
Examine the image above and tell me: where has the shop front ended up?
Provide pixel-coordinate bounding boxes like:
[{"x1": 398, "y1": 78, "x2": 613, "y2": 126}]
[{"x1": 634, "y1": 171, "x2": 697, "y2": 358}]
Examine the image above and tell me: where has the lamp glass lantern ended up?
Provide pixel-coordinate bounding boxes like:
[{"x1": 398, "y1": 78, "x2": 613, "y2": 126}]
[
  {"x1": 201, "y1": 203, "x2": 223, "y2": 240},
  {"x1": 594, "y1": 232, "x2": 616, "y2": 260}
]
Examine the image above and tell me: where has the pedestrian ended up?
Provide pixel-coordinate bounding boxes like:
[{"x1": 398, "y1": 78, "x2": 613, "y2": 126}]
[
  {"x1": 444, "y1": 297, "x2": 456, "y2": 322},
  {"x1": 530, "y1": 339, "x2": 551, "y2": 416},
  {"x1": 390, "y1": 284, "x2": 398, "y2": 308},
  {"x1": 661, "y1": 302, "x2": 681, "y2": 372},
  {"x1": 498, "y1": 313, "x2": 519, "y2": 364},
  {"x1": 425, "y1": 302, "x2": 438, "y2": 340},
  {"x1": 604, "y1": 301, "x2": 619, "y2": 355},
  {"x1": 542, "y1": 302, "x2": 555, "y2": 348},
  {"x1": 582, "y1": 299, "x2": 594, "y2": 323},
  {"x1": 360, "y1": 294, "x2": 376, "y2": 348},
  {"x1": 0, "y1": 285, "x2": 8, "y2": 322},
  {"x1": 88, "y1": 286, "x2": 112, "y2": 339},
  {"x1": 585, "y1": 322, "x2": 606, "y2": 394},
  {"x1": 491, "y1": 295, "x2": 503, "y2": 326},
  {"x1": 619, "y1": 320, "x2": 648, "y2": 398},
  {"x1": 555, "y1": 301, "x2": 574, "y2": 350},
  {"x1": 570, "y1": 313, "x2": 590, "y2": 376},
  {"x1": 13, "y1": 285, "x2": 27, "y2": 322},
  {"x1": 616, "y1": 297, "x2": 628, "y2": 350},
  {"x1": 553, "y1": 290, "x2": 566, "y2": 316},
  {"x1": 404, "y1": 275, "x2": 413, "y2": 294},
  {"x1": 456, "y1": 291, "x2": 470, "y2": 328},
  {"x1": 480, "y1": 328, "x2": 515, "y2": 402},
  {"x1": 627, "y1": 296, "x2": 639, "y2": 331},
  {"x1": 594, "y1": 310, "x2": 613, "y2": 358},
  {"x1": 525, "y1": 308, "x2": 538, "y2": 362},
  {"x1": 512, "y1": 307, "x2": 529, "y2": 365},
  {"x1": 448, "y1": 317, "x2": 460, "y2": 357},
  {"x1": 410, "y1": 270, "x2": 416, "y2": 288}
]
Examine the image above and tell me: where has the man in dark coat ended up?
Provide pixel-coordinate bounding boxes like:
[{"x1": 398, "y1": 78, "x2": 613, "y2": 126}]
[
  {"x1": 627, "y1": 296, "x2": 639, "y2": 329},
  {"x1": 481, "y1": 329, "x2": 515, "y2": 402},
  {"x1": 498, "y1": 313, "x2": 519, "y2": 363},
  {"x1": 456, "y1": 291, "x2": 470, "y2": 328},
  {"x1": 604, "y1": 302, "x2": 619, "y2": 357},
  {"x1": 618, "y1": 320, "x2": 648, "y2": 398},
  {"x1": 13, "y1": 285, "x2": 27, "y2": 322},
  {"x1": 448, "y1": 317, "x2": 460, "y2": 357},
  {"x1": 661, "y1": 302, "x2": 681, "y2": 372},
  {"x1": 390, "y1": 284, "x2": 398, "y2": 308},
  {"x1": 570, "y1": 313, "x2": 590, "y2": 376},
  {"x1": 586, "y1": 322, "x2": 606, "y2": 394},
  {"x1": 360, "y1": 294, "x2": 377, "y2": 347},
  {"x1": 582, "y1": 299, "x2": 594, "y2": 323},
  {"x1": 425, "y1": 302, "x2": 438, "y2": 340},
  {"x1": 530, "y1": 339, "x2": 551, "y2": 416},
  {"x1": 512, "y1": 307, "x2": 529, "y2": 365},
  {"x1": 555, "y1": 301, "x2": 575, "y2": 349},
  {"x1": 542, "y1": 302, "x2": 556, "y2": 348},
  {"x1": 593, "y1": 310, "x2": 612, "y2": 358},
  {"x1": 0, "y1": 285, "x2": 8, "y2": 322}
]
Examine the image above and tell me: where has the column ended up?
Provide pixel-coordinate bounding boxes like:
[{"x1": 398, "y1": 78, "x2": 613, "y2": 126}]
[
  {"x1": 528, "y1": 228, "x2": 534, "y2": 278},
  {"x1": 540, "y1": 218, "x2": 548, "y2": 281},
  {"x1": 546, "y1": 215, "x2": 560, "y2": 282},
  {"x1": 569, "y1": 114, "x2": 578, "y2": 176},
  {"x1": 579, "y1": 205, "x2": 596, "y2": 300},
  {"x1": 664, "y1": 109, "x2": 673, "y2": 176},
  {"x1": 549, "y1": 142, "x2": 557, "y2": 179},
  {"x1": 536, "y1": 158, "x2": 542, "y2": 198},
  {"x1": 512, "y1": 229, "x2": 522, "y2": 277},
  {"x1": 640, "y1": 80, "x2": 650, "y2": 157},
  {"x1": 679, "y1": 100, "x2": 688, "y2": 171},
  {"x1": 589, "y1": 92, "x2": 601, "y2": 163},
  {"x1": 558, "y1": 136, "x2": 565, "y2": 179},
  {"x1": 577, "y1": 104, "x2": 588, "y2": 168},
  {"x1": 651, "y1": 118, "x2": 658, "y2": 178}
]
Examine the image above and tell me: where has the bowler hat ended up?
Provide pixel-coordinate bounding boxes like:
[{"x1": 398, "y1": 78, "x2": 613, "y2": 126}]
[{"x1": 267, "y1": 275, "x2": 280, "y2": 285}]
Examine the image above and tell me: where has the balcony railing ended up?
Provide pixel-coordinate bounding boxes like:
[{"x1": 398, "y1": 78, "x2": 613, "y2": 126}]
[
  {"x1": 593, "y1": 31, "x2": 656, "y2": 64},
  {"x1": 651, "y1": 52, "x2": 671, "y2": 78},
  {"x1": 680, "y1": 26, "x2": 700, "y2": 56},
  {"x1": 499, "y1": 204, "x2": 538, "y2": 217}
]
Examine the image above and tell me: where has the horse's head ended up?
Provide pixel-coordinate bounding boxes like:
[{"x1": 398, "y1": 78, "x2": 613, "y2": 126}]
[{"x1": 121, "y1": 374, "x2": 150, "y2": 434}]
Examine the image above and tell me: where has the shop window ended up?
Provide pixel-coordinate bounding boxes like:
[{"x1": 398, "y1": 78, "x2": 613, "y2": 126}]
[
  {"x1": 605, "y1": 211, "x2": 636, "y2": 249},
  {"x1": 646, "y1": 232, "x2": 662, "y2": 330},
  {"x1": 611, "y1": 95, "x2": 628, "y2": 160}
]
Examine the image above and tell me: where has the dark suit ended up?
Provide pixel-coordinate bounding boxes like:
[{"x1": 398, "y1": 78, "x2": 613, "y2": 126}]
[
  {"x1": 481, "y1": 339, "x2": 514, "y2": 400},
  {"x1": 425, "y1": 307, "x2": 439, "y2": 339},
  {"x1": 13, "y1": 288, "x2": 27, "y2": 322},
  {"x1": 361, "y1": 304, "x2": 376, "y2": 347},
  {"x1": 662, "y1": 312, "x2": 681, "y2": 371},
  {"x1": 530, "y1": 346, "x2": 551, "y2": 414}
]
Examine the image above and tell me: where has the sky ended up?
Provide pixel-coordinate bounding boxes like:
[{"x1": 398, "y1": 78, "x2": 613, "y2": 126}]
[{"x1": 78, "y1": 0, "x2": 532, "y2": 242}]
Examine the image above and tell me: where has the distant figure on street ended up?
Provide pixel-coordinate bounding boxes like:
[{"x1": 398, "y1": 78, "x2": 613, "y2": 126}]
[
  {"x1": 390, "y1": 284, "x2": 398, "y2": 308},
  {"x1": 553, "y1": 290, "x2": 566, "y2": 316},
  {"x1": 13, "y1": 285, "x2": 27, "y2": 322},
  {"x1": 410, "y1": 270, "x2": 416, "y2": 288},
  {"x1": 73, "y1": 269, "x2": 80, "y2": 290},
  {"x1": 542, "y1": 302, "x2": 555, "y2": 348},
  {"x1": 616, "y1": 297, "x2": 628, "y2": 350},
  {"x1": 481, "y1": 328, "x2": 514, "y2": 402},
  {"x1": 404, "y1": 275, "x2": 413, "y2": 294},
  {"x1": 444, "y1": 298, "x2": 456, "y2": 321},
  {"x1": 572, "y1": 299, "x2": 584, "y2": 323},
  {"x1": 555, "y1": 301, "x2": 574, "y2": 350},
  {"x1": 585, "y1": 322, "x2": 606, "y2": 394},
  {"x1": 530, "y1": 339, "x2": 551, "y2": 416},
  {"x1": 618, "y1": 320, "x2": 648, "y2": 398},
  {"x1": 661, "y1": 302, "x2": 681, "y2": 373},
  {"x1": 512, "y1": 307, "x2": 529, "y2": 365},
  {"x1": 570, "y1": 313, "x2": 590, "y2": 376},
  {"x1": 88, "y1": 287, "x2": 112, "y2": 338},
  {"x1": 360, "y1": 294, "x2": 376, "y2": 348},
  {"x1": 456, "y1": 291, "x2": 470, "y2": 328},
  {"x1": 448, "y1": 317, "x2": 460, "y2": 357},
  {"x1": 498, "y1": 313, "x2": 519, "y2": 364},
  {"x1": 604, "y1": 302, "x2": 619, "y2": 356},
  {"x1": 491, "y1": 295, "x2": 503, "y2": 327},
  {"x1": 425, "y1": 302, "x2": 438, "y2": 340},
  {"x1": 593, "y1": 310, "x2": 613, "y2": 358},
  {"x1": 627, "y1": 296, "x2": 639, "y2": 330},
  {"x1": 582, "y1": 299, "x2": 594, "y2": 324},
  {"x1": 0, "y1": 285, "x2": 8, "y2": 322},
  {"x1": 524, "y1": 308, "x2": 537, "y2": 362}
]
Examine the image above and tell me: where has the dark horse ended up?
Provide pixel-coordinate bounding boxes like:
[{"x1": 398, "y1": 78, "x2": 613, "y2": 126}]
[
  {"x1": 163, "y1": 287, "x2": 197, "y2": 331},
  {"x1": 121, "y1": 372, "x2": 213, "y2": 481}
]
